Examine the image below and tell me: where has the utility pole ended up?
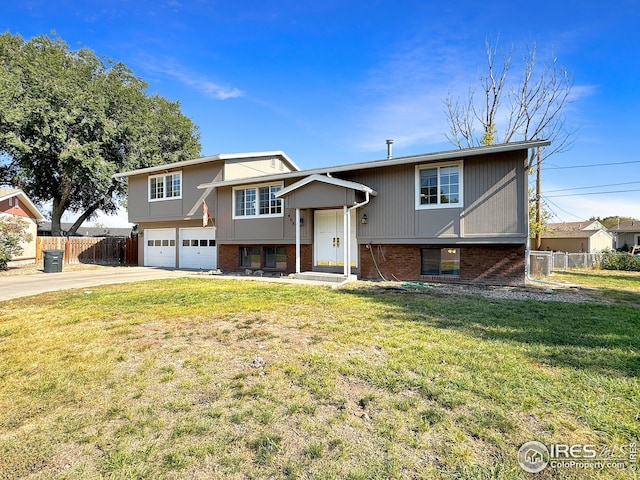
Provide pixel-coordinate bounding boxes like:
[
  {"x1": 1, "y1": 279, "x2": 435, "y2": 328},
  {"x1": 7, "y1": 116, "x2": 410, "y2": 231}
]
[{"x1": 535, "y1": 147, "x2": 542, "y2": 250}]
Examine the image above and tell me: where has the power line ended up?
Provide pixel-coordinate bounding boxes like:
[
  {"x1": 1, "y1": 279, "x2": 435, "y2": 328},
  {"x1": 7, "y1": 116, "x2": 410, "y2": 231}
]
[
  {"x1": 545, "y1": 160, "x2": 640, "y2": 170},
  {"x1": 541, "y1": 196, "x2": 587, "y2": 221},
  {"x1": 545, "y1": 188, "x2": 640, "y2": 198},
  {"x1": 545, "y1": 180, "x2": 640, "y2": 193}
]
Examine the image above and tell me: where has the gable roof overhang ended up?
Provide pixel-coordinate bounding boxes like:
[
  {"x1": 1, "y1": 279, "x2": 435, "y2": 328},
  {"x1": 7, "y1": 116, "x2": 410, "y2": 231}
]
[
  {"x1": 197, "y1": 140, "x2": 550, "y2": 190},
  {"x1": 113, "y1": 150, "x2": 300, "y2": 179},
  {"x1": 275, "y1": 174, "x2": 378, "y2": 198},
  {"x1": 0, "y1": 188, "x2": 45, "y2": 220}
]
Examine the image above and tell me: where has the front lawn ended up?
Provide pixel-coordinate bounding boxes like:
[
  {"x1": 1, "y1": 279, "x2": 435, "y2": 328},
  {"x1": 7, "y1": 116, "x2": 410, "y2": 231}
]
[{"x1": 0, "y1": 276, "x2": 638, "y2": 479}]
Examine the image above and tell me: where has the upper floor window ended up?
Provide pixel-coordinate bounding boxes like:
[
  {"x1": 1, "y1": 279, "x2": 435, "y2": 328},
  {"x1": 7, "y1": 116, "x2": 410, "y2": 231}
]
[
  {"x1": 233, "y1": 183, "x2": 283, "y2": 218},
  {"x1": 149, "y1": 172, "x2": 182, "y2": 201},
  {"x1": 416, "y1": 162, "x2": 462, "y2": 209}
]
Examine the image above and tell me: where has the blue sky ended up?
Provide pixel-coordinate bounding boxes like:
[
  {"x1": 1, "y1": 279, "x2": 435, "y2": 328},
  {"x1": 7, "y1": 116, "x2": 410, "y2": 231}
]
[{"x1": 3, "y1": 0, "x2": 639, "y2": 226}]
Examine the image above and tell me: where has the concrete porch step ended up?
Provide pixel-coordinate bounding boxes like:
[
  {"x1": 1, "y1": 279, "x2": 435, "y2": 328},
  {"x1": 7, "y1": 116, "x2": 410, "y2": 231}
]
[{"x1": 294, "y1": 272, "x2": 349, "y2": 283}]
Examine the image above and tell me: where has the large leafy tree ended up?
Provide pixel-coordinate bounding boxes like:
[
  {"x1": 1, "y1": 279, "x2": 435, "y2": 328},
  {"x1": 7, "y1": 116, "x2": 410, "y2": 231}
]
[{"x1": 0, "y1": 32, "x2": 201, "y2": 235}]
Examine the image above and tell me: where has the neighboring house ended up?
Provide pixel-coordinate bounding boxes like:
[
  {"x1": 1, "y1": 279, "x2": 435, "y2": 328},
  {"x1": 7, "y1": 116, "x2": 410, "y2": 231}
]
[
  {"x1": 0, "y1": 188, "x2": 45, "y2": 265},
  {"x1": 38, "y1": 222, "x2": 132, "y2": 238},
  {"x1": 115, "y1": 140, "x2": 549, "y2": 285},
  {"x1": 533, "y1": 220, "x2": 613, "y2": 253},
  {"x1": 609, "y1": 220, "x2": 640, "y2": 250}
]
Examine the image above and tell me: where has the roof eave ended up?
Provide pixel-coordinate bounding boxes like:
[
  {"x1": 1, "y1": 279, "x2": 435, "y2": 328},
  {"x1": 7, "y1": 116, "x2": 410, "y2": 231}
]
[
  {"x1": 0, "y1": 190, "x2": 45, "y2": 220},
  {"x1": 198, "y1": 140, "x2": 550, "y2": 190},
  {"x1": 113, "y1": 150, "x2": 300, "y2": 179}
]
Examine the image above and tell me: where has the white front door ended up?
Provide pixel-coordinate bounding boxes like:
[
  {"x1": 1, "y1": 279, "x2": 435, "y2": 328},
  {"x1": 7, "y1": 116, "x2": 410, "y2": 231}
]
[
  {"x1": 314, "y1": 209, "x2": 357, "y2": 267},
  {"x1": 144, "y1": 228, "x2": 176, "y2": 268},
  {"x1": 179, "y1": 227, "x2": 217, "y2": 269}
]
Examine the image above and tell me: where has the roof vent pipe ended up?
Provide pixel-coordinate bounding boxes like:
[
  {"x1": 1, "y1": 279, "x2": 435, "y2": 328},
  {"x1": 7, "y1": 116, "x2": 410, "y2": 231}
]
[{"x1": 386, "y1": 139, "x2": 394, "y2": 159}]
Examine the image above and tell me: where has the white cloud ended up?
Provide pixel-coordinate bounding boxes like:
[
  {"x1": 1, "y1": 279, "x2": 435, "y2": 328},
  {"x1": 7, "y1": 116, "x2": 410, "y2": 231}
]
[
  {"x1": 164, "y1": 66, "x2": 244, "y2": 100},
  {"x1": 138, "y1": 54, "x2": 244, "y2": 100},
  {"x1": 350, "y1": 40, "x2": 483, "y2": 153}
]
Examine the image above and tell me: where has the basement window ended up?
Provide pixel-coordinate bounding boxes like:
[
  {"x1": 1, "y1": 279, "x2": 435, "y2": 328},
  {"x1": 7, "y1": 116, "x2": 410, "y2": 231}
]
[
  {"x1": 240, "y1": 247, "x2": 261, "y2": 268},
  {"x1": 264, "y1": 247, "x2": 286, "y2": 269},
  {"x1": 421, "y1": 247, "x2": 460, "y2": 276}
]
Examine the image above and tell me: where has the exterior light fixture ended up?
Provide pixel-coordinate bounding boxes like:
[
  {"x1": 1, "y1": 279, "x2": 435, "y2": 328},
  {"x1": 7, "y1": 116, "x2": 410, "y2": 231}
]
[{"x1": 362, "y1": 214, "x2": 368, "y2": 224}]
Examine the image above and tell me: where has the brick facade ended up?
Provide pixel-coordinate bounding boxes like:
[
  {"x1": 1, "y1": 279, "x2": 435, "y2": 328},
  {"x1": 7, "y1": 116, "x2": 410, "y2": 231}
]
[
  {"x1": 218, "y1": 244, "x2": 312, "y2": 274},
  {"x1": 359, "y1": 244, "x2": 525, "y2": 286}
]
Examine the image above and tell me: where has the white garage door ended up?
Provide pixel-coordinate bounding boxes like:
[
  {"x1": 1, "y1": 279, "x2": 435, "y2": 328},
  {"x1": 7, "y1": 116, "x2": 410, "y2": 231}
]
[
  {"x1": 144, "y1": 228, "x2": 177, "y2": 268},
  {"x1": 179, "y1": 227, "x2": 217, "y2": 269}
]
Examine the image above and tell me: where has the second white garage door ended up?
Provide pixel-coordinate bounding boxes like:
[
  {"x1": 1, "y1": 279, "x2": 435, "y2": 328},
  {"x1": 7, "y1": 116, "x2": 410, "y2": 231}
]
[{"x1": 179, "y1": 227, "x2": 217, "y2": 269}]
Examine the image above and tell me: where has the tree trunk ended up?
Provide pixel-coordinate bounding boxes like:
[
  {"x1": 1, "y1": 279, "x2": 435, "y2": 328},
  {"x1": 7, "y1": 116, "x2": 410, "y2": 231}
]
[
  {"x1": 66, "y1": 187, "x2": 117, "y2": 236},
  {"x1": 50, "y1": 198, "x2": 66, "y2": 236}
]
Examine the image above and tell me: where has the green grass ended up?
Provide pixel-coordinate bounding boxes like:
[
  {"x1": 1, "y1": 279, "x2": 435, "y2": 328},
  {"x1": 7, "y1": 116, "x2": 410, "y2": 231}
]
[
  {"x1": 0, "y1": 275, "x2": 638, "y2": 479},
  {"x1": 552, "y1": 269, "x2": 640, "y2": 305}
]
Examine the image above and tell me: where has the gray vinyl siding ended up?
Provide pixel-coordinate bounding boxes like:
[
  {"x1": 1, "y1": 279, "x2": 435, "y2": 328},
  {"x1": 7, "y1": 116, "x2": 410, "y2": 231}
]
[
  {"x1": 342, "y1": 165, "x2": 415, "y2": 240},
  {"x1": 284, "y1": 183, "x2": 357, "y2": 209},
  {"x1": 215, "y1": 185, "x2": 312, "y2": 244},
  {"x1": 340, "y1": 151, "x2": 527, "y2": 244},
  {"x1": 126, "y1": 163, "x2": 222, "y2": 223},
  {"x1": 461, "y1": 152, "x2": 526, "y2": 237}
]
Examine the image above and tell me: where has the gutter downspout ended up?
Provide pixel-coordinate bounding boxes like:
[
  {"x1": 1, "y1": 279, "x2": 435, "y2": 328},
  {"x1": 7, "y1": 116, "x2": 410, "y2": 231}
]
[{"x1": 333, "y1": 190, "x2": 371, "y2": 288}]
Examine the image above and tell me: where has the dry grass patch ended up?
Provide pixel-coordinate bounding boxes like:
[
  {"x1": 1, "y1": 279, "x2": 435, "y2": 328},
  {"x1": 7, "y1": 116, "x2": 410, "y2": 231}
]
[{"x1": 0, "y1": 277, "x2": 638, "y2": 479}]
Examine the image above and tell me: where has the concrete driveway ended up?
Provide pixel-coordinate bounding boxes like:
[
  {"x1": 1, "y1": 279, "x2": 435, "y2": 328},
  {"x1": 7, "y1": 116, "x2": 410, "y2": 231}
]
[{"x1": 0, "y1": 266, "x2": 199, "y2": 302}]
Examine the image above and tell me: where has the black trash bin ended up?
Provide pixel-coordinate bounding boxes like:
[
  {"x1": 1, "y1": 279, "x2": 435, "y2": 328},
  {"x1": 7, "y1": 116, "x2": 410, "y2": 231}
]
[{"x1": 43, "y1": 249, "x2": 64, "y2": 273}]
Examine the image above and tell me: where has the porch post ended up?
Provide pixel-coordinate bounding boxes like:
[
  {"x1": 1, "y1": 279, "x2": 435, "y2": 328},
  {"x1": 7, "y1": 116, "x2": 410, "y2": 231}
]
[
  {"x1": 343, "y1": 205, "x2": 348, "y2": 277},
  {"x1": 295, "y1": 208, "x2": 301, "y2": 274}
]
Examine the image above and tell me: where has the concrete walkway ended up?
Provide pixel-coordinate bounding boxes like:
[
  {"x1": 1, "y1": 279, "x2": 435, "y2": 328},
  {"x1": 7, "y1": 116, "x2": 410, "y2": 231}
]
[{"x1": 0, "y1": 266, "x2": 339, "y2": 302}]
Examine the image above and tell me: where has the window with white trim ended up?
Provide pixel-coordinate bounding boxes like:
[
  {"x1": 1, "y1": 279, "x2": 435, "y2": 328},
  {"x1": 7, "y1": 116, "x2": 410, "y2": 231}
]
[
  {"x1": 149, "y1": 172, "x2": 182, "y2": 201},
  {"x1": 233, "y1": 183, "x2": 283, "y2": 218},
  {"x1": 416, "y1": 162, "x2": 462, "y2": 209}
]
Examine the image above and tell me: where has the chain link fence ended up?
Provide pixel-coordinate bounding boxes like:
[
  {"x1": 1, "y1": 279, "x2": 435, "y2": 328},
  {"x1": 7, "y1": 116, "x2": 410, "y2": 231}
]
[{"x1": 529, "y1": 251, "x2": 603, "y2": 276}]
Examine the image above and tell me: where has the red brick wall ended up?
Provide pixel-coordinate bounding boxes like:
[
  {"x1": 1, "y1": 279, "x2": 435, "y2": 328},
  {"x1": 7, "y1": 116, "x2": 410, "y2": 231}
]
[
  {"x1": 359, "y1": 244, "x2": 525, "y2": 286},
  {"x1": 459, "y1": 245, "x2": 525, "y2": 285},
  {"x1": 218, "y1": 244, "x2": 312, "y2": 274}
]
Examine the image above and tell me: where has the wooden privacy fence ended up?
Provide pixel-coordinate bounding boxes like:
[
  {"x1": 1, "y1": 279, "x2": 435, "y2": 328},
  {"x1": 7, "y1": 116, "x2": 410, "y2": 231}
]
[{"x1": 36, "y1": 236, "x2": 138, "y2": 265}]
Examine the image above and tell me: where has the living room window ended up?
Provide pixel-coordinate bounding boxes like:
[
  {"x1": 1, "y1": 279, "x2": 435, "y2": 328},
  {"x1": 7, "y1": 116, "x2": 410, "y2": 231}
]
[
  {"x1": 149, "y1": 172, "x2": 182, "y2": 201},
  {"x1": 416, "y1": 162, "x2": 462, "y2": 209},
  {"x1": 421, "y1": 247, "x2": 460, "y2": 276},
  {"x1": 233, "y1": 183, "x2": 283, "y2": 218}
]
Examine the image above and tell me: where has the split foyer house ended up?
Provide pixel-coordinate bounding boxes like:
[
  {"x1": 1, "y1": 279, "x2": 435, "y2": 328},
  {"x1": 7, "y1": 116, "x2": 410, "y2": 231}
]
[
  {"x1": 115, "y1": 140, "x2": 549, "y2": 285},
  {"x1": 0, "y1": 188, "x2": 45, "y2": 265}
]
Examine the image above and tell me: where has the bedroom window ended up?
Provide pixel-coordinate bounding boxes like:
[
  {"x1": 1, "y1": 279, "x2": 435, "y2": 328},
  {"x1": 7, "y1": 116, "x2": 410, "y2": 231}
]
[
  {"x1": 233, "y1": 183, "x2": 283, "y2": 218},
  {"x1": 416, "y1": 162, "x2": 462, "y2": 209},
  {"x1": 149, "y1": 172, "x2": 182, "y2": 201}
]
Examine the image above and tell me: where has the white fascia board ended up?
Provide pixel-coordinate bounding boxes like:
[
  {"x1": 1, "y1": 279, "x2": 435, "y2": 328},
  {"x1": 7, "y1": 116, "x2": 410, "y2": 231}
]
[
  {"x1": 198, "y1": 140, "x2": 550, "y2": 190},
  {"x1": 0, "y1": 190, "x2": 45, "y2": 220},
  {"x1": 275, "y1": 174, "x2": 378, "y2": 197},
  {"x1": 113, "y1": 150, "x2": 298, "y2": 179}
]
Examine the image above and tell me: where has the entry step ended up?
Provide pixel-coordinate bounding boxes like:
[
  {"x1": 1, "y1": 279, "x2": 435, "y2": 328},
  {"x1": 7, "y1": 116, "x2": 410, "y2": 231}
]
[{"x1": 294, "y1": 272, "x2": 350, "y2": 283}]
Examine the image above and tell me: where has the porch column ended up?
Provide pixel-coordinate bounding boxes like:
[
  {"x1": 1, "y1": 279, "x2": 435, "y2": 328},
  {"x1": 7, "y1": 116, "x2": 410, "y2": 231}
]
[
  {"x1": 343, "y1": 205, "x2": 348, "y2": 277},
  {"x1": 295, "y1": 208, "x2": 301, "y2": 274}
]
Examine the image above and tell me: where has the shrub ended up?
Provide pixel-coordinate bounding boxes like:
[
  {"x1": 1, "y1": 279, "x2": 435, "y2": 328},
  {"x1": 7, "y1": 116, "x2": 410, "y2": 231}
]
[
  {"x1": 0, "y1": 216, "x2": 33, "y2": 270},
  {"x1": 600, "y1": 249, "x2": 640, "y2": 271}
]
